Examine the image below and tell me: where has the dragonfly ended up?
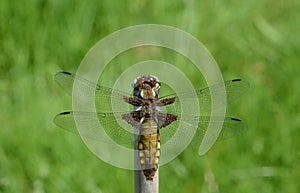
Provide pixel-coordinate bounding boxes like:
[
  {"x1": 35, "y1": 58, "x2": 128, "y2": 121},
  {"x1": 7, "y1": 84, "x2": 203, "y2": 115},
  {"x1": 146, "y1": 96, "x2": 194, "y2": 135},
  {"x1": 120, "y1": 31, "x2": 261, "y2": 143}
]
[{"x1": 54, "y1": 71, "x2": 249, "y2": 181}]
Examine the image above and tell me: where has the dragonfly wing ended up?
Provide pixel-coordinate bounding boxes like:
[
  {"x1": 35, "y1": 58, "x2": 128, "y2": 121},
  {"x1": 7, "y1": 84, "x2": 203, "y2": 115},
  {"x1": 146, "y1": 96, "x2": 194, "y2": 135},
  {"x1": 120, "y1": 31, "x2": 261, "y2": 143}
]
[
  {"x1": 54, "y1": 111, "x2": 138, "y2": 145},
  {"x1": 160, "y1": 79, "x2": 250, "y2": 115},
  {"x1": 197, "y1": 116, "x2": 247, "y2": 140},
  {"x1": 55, "y1": 72, "x2": 132, "y2": 112},
  {"x1": 159, "y1": 115, "x2": 248, "y2": 148}
]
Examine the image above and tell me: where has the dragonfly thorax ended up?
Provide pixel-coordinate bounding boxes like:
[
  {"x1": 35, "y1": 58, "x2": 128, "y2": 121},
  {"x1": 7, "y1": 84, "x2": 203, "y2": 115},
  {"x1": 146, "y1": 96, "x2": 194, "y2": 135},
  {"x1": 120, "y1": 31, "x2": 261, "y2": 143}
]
[{"x1": 135, "y1": 101, "x2": 160, "y2": 118}]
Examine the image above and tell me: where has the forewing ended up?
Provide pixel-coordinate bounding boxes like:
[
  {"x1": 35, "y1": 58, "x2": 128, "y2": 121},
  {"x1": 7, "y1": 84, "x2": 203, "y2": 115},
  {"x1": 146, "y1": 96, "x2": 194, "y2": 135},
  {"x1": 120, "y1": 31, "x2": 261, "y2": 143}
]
[
  {"x1": 160, "y1": 79, "x2": 250, "y2": 115},
  {"x1": 55, "y1": 72, "x2": 132, "y2": 112}
]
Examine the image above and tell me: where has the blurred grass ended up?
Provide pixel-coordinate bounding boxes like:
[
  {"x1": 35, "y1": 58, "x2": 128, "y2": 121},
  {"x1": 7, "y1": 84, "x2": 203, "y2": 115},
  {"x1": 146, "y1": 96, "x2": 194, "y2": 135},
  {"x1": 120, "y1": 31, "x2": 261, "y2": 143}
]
[{"x1": 0, "y1": 0, "x2": 300, "y2": 192}]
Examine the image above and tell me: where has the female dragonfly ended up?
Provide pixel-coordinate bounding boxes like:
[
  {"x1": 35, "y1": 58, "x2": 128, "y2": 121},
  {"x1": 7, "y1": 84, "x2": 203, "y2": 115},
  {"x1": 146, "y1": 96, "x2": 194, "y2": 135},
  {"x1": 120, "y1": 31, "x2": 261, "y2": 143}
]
[{"x1": 54, "y1": 71, "x2": 249, "y2": 181}]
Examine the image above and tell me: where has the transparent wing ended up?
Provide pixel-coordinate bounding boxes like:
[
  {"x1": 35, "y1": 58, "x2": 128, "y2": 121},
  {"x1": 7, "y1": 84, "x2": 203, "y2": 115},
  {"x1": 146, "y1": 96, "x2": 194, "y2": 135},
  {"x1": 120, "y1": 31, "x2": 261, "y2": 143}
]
[
  {"x1": 54, "y1": 111, "x2": 136, "y2": 145},
  {"x1": 160, "y1": 79, "x2": 250, "y2": 115},
  {"x1": 160, "y1": 115, "x2": 247, "y2": 148},
  {"x1": 55, "y1": 71, "x2": 132, "y2": 112}
]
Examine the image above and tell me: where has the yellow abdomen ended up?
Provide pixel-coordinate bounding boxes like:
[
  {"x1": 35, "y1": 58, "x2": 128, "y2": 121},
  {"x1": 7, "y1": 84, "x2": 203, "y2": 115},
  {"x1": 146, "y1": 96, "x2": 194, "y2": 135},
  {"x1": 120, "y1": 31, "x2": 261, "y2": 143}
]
[{"x1": 138, "y1": 118, "x2": 160, "y2": 181}]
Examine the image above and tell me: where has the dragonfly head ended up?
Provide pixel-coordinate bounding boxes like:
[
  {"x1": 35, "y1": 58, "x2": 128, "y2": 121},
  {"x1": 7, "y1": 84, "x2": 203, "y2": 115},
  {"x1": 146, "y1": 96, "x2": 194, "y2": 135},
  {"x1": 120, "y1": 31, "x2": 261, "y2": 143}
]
[{"x1": 133, "y1": 75, "x2": 160, "y2": 100}]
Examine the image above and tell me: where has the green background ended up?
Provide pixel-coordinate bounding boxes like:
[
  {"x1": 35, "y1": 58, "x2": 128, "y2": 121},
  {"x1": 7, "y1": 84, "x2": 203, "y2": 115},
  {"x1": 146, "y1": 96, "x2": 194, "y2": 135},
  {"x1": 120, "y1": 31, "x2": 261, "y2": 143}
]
[{"x1": 1, "y1": 0, "x2": 299, "y2": 192}]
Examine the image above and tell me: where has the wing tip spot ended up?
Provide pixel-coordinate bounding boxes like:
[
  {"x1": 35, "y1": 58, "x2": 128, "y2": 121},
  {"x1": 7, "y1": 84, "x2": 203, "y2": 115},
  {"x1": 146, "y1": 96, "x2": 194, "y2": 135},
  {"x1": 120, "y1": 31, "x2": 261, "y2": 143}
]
[
  {"x1": 61, "y1": 71, "x2": 72, "y2": 75},
  {"x1": 232, "y1": 78, "x2": 242, "y2": 82},
  {"x1": 231, "y1": 117, "x2": 242, "y2": 122},
  {"x1": 60, "y1": 111, "x2": 71, "y2": 115}
]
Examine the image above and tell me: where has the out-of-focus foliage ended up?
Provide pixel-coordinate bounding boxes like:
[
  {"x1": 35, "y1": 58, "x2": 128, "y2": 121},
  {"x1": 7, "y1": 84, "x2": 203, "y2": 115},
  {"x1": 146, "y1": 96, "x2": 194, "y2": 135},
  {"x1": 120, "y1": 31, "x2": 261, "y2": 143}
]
[{"x1": 0, "y1": 0, "x2": 299, "y2": 192}]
